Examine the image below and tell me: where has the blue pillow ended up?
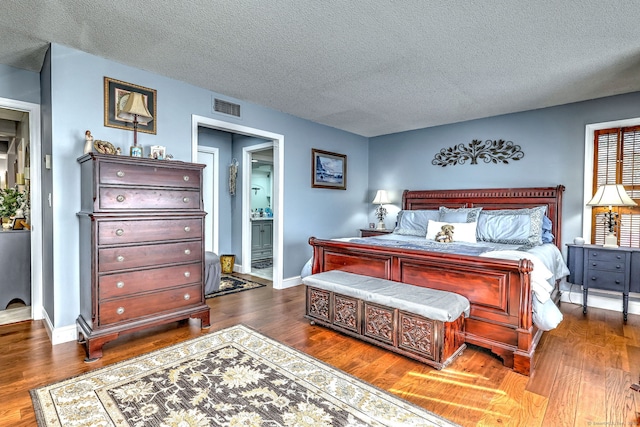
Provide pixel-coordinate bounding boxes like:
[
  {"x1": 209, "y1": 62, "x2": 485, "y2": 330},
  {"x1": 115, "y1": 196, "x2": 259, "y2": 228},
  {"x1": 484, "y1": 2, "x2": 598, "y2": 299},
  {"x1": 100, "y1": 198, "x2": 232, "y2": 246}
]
[
  {"x1": 476, "y1": 206, "x2": 547, "y2": 247},
  {"x1": 394, "y1": 210, "x2": 441, "y2": 236},
  {"x1": 542, "y1": 215, "x2": 554, "y2": 243}
]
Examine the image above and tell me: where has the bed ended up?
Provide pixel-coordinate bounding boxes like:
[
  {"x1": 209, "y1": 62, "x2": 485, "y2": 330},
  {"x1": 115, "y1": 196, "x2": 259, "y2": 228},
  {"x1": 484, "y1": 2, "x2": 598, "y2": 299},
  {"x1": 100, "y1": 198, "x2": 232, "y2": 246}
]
[{"x1": 308, "y1": 185, "x2": 568, "y2": 376}]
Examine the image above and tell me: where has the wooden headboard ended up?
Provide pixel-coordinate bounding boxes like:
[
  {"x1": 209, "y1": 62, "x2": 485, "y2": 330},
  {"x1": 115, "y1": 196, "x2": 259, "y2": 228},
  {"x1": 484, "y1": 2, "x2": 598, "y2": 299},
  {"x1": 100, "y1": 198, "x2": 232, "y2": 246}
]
[{"x1": 402, "y1": 185, "x2": 565, "y2": 250}]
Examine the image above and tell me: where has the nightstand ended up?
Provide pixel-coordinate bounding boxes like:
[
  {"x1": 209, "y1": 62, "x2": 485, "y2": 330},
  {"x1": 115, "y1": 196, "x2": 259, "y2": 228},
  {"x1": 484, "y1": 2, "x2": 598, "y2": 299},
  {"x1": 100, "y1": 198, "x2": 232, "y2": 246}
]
[
  {"x1": 567, "y1": 244, "x2": 640, "y2": 322},
  {"x1": 360, "y1": 228, "x2": 394, "y2": 237}
]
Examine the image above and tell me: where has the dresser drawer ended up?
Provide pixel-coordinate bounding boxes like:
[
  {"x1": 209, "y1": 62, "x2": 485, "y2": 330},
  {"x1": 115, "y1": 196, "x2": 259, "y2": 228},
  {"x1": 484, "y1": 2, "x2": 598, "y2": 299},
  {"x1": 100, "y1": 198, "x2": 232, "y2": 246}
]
[
  {"x1": 586, "y1": 249, "x2": 626, "y2": 265},
  {"x1": 99, "y1": 161, "x2": 201, "y2": 189},
  {"x1": 99, "y1": 262, "x2": 202, "y2": 299},
  {"x1": 98, "y1": 218, "x2": 202, "y2": 245},
  {"x1": 98, "y1": 241, "x2": 202, "y2": 272},
  {"x1": 584, "y1": 270, "x2": 626, "y2": 292},
  {"x1": 98, "y1": 187, "x2": 201, "y2": 210},
  {"x1": 99, "y1": 284, "x2": 203, "y2": 325}
]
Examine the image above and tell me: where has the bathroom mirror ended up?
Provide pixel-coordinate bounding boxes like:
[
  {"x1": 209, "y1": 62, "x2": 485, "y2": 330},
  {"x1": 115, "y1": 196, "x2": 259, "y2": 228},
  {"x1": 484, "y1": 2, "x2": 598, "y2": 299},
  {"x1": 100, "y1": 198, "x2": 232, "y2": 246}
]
[{"x1": 250, "y1": 148, "x2": 273, "y2": 216}]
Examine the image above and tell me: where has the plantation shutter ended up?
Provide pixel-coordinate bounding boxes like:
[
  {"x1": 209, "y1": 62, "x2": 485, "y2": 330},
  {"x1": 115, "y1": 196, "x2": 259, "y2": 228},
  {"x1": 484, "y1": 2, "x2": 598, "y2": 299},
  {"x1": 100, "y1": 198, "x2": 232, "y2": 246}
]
[{"x1": 592, "y1": 127, "x2": 640, "y2": 247}]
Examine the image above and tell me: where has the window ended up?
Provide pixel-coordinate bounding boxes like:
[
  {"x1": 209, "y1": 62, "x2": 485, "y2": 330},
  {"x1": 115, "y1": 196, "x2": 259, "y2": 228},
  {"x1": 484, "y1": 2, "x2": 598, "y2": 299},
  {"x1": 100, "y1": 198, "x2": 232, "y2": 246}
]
[{"x1": 592, "y1": 127, "x2": 640, "y2": 247}]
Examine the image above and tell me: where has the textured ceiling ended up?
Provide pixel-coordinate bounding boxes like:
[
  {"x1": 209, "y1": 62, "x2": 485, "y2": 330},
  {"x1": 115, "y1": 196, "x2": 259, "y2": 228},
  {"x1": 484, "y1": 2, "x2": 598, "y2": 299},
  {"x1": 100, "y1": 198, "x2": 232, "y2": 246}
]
[{"x1": 2, "y1": 1, "x2": 640, "y2": 137}]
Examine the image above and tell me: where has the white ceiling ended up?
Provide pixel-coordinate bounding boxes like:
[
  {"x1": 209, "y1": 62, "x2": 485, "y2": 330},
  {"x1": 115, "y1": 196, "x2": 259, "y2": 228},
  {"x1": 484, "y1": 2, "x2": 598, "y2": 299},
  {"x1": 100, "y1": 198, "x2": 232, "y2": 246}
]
[{"x1": 2, "y1": 1, "x2": 640, "y2": 137}]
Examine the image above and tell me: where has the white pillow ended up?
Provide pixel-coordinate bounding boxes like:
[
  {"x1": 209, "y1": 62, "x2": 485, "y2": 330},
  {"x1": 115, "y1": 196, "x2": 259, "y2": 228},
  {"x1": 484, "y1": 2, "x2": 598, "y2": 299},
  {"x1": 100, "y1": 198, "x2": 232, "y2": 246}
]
[{"x1": 426, "y1": 220, "x2": 477, "y2": 243}]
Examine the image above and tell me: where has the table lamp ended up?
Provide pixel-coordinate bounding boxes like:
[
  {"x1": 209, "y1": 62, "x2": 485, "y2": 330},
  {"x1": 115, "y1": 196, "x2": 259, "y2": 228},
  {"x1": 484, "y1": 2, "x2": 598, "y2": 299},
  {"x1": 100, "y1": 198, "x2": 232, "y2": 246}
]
[
  {"x1": 118, "y1": 92, "x2": 153, "y2": 157},
  {"x1": 372, "y1": 190, "x2": 391, "y2": 230},
  {"x1": 587, "y1": 184, "x2": 637, "y2": 248}
]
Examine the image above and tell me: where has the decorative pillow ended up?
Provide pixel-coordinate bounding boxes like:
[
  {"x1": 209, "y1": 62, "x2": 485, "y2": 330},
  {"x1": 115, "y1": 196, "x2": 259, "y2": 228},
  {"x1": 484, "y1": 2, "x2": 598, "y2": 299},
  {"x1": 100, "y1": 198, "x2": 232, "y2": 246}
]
[
  {"x1": 426, "y1": 220, "x2": 478, "y2": 243},
  {"x1": 542, "y1": 215, "x2": 554, "y2": 243},
  {"x1": 393, "y1": 210, "x2": 441, "y2": 236},
  {"x1": 438, "y1": 206, "x2": 483, "y2": 223},
  {"x1": 476, "y1": 206, "x2": 547, "y2": 246}
]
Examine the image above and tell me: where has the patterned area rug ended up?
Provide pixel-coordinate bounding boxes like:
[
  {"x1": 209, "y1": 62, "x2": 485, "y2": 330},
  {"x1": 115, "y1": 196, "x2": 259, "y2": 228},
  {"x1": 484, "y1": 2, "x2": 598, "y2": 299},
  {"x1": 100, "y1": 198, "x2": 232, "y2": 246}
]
[
  {"x1": 30, "y1": 325, "x2": 458, "y2": 427},
  {"x1": 251, "y1": 258, "x2": 273, "y2": 269},
  {"x1": 206, "y1": 275, "x2": 266, "y2": 299}
]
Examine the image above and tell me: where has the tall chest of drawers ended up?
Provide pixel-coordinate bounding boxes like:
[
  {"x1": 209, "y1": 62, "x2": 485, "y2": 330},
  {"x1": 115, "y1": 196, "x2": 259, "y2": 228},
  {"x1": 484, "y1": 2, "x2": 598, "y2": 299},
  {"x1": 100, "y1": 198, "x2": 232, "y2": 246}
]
[{"x1": 77, "y1": 153, "x2": 210, "y2": 361}]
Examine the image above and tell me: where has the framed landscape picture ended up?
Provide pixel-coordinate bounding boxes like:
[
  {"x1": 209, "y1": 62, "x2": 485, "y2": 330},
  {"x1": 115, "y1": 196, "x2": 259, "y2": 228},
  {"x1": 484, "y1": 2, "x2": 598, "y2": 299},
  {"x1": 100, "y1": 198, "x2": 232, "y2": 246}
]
[{"x1": 312, "y1": 149, "x2": 347, "y2": 190}]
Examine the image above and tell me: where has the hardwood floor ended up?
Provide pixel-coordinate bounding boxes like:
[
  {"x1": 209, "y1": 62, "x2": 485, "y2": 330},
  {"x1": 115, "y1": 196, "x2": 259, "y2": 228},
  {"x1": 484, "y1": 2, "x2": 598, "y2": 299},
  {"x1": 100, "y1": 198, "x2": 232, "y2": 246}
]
[{"x1": 1, "y1": 274, "x2": 639, "y2": 426}]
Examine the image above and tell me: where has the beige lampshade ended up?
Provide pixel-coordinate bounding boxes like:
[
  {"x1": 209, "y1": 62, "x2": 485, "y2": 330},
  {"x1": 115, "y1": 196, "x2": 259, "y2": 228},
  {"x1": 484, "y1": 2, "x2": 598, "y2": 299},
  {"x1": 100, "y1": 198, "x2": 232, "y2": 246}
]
[
  {"x1": 587, "y1": 184, "x2": 637, "y2": 208},
  {"x1": 372, "y1": 190, "x2": 391, "y2": 204},
  {"x1": 118, "y1": 92, "x2": 153, "y2": 124}
]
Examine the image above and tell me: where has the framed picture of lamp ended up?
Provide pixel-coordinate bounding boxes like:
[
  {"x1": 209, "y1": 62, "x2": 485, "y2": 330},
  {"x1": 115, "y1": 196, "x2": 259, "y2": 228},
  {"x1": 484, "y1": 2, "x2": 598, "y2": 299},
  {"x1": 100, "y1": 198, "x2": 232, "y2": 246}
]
[
  {"x1": 104, "y1": 77, "x2": 157, "y2": 134},
  {"x1": 311, "y1": 148, "x2": 347, "y2": 190}
]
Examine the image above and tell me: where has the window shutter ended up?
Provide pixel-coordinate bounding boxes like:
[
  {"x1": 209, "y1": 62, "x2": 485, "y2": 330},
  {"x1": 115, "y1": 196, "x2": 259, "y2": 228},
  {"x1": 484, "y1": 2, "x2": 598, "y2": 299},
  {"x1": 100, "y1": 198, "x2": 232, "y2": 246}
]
[{"x1": 591, "y1": 127, "x2": 640, "y2": 247}]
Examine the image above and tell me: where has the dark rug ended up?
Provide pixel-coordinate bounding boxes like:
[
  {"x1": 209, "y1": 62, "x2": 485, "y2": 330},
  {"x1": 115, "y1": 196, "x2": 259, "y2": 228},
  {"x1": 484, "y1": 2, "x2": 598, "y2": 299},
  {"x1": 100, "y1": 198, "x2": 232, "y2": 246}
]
[
  {"x1": 205, "y1": 274, "x2": 265, "y2": 298},
  {"x1": 251, "y1": 258, "x2": 273, "y2": 269},
  {"x1": 31, "y1": 325, "x2": 459, "y2": 426}
]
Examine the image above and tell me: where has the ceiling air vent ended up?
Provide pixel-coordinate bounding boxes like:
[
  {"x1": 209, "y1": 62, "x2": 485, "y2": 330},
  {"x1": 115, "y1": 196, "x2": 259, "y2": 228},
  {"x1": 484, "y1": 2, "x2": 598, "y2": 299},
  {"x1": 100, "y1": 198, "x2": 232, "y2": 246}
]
[{"x1": 214, "y1": 98, "x2": 241, "y2": 117}]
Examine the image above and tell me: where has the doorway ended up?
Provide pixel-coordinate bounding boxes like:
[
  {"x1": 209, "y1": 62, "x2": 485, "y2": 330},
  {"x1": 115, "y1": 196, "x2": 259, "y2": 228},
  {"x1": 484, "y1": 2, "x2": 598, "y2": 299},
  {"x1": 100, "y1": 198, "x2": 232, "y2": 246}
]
[
  {"x1": 191, "y1": 115, "x2": 284, "y2": 289},
  {"x1": 0, "y1": 98, "x2": 43, "y2": 324}
]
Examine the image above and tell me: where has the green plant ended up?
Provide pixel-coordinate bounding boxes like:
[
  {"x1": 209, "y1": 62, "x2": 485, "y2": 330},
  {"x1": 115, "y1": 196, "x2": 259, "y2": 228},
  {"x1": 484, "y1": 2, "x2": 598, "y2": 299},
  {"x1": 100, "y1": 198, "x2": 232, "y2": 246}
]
[{"x1": 0, "y1": 187, "x2": 26, "y2": 218}]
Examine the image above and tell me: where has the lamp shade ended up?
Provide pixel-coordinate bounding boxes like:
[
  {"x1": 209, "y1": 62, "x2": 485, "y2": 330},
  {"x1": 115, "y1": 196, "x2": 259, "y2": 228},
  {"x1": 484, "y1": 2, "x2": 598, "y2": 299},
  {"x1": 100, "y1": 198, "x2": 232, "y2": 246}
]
[
  {"x1": 117, "y1": 92, "x2": 153, "y2": 124},
  {"x1": 372, "y1": 190, "x2": 390, "y2": 204},
  {"x1": 587, "y1": 184, "x2": 637, "y2": 207}
]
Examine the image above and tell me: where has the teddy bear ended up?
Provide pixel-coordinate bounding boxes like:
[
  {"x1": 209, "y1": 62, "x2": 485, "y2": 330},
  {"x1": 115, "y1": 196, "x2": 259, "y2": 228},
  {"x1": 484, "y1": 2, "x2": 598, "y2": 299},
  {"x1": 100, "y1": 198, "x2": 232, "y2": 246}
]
[{"x1": 435, "y1": 224, "x2": 455, "y2": 243}]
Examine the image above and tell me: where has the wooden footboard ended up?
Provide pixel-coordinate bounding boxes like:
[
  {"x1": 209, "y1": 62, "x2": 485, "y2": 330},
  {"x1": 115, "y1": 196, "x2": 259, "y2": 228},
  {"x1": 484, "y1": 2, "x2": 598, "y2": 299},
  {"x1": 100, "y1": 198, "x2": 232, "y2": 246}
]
[
  {"x1": 308, "y1": 184, "x2": 565, "y2": 375},
  {"x1": 309, "y1": 236, "x2": 542, "y2": 375}
]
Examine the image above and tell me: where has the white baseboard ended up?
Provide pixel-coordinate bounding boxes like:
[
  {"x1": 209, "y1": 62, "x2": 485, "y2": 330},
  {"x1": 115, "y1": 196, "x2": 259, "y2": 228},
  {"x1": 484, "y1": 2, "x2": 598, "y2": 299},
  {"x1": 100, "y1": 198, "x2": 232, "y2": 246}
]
[
  {"x1": 281, "y1": 275, "x2": 303, "y2": 289},
  {"x1": 41, "y1": 309, "x2": 78, "y2": 345},
  {"x1": 561, "y1": 285, "x2": 640, "y2": 316}
]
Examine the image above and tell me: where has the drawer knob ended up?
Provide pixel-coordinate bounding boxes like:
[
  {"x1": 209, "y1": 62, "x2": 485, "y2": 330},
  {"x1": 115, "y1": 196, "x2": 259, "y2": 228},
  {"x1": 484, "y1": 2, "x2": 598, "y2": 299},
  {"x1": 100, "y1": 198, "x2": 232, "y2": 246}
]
[
  {"x1": 183, "y1": 175, "x2": 190, "y2": 181},
  {"x1": 183, "y1": 197, "x2": 190, "y2": 203},
  {"x1": 184, "y1": 271, "x2": 191, "y2": 278},
  {"x1": 591, "y1": 276, "x2": 597, "y2": 281},
  {"x1": 184, "y1": 226, "x2": 191, "y2": 232},
  {"x1": 615, "y1": 280, "x2": 621, "y2": 284},
  {"x1": 117, "y1": 255, "x2": 124, "y2": 262},
  {"x1": 116, "y1": 195, "x2": 125, "y2": 203},
  {"x1": 116, "y1": 281, "x2": 125, "y2": 289},
  {"x1": 184, "y1": 293, "x2": 191, "y2": 300},
  {"x1": 184, "y1": 249, "x2": 191, "y2": 255},
  {"x1": 116, "y1": 307, "x2": 125, "y2": 315},
  {"x1": 116, "y1": 170, "x2": 125, "y2": 178},
  {"x1": 115, "y1": 229, "x2": 124, "y2": 236}
]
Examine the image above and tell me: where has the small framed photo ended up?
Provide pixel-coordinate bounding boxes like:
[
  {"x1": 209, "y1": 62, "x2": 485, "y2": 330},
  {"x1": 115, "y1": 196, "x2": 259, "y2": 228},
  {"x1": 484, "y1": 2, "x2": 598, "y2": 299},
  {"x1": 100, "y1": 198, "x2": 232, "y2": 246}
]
[
  {"x1": 104, "y1": 77, "x2": 157, "y2": 135},
  {"x1": 150, "y1": 145, "x2": 166, "y2": 160},
  {"x1": 130, "y1": 145, "x2": 143, "y2": 158},
  {"x1": 12, "y1": 218, "x2": 25, "y2": 230},
  {"x1": 312, "y1": 149, "x2": 347, "y2": 190}
]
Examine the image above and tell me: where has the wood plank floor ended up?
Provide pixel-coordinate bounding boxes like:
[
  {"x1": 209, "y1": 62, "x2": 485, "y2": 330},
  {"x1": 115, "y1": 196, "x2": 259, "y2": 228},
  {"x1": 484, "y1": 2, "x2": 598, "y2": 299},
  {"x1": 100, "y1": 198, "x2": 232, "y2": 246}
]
[{"x1": 1, "y1": 274, "x2": 639, "y2": 426}]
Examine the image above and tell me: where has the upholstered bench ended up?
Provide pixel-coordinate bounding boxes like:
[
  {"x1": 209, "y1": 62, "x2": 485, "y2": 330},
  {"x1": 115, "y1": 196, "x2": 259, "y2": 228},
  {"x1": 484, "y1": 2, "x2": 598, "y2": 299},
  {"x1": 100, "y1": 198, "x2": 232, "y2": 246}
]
[{"x1": 302, "y1": 270, "x2": 470, "y2": 369}]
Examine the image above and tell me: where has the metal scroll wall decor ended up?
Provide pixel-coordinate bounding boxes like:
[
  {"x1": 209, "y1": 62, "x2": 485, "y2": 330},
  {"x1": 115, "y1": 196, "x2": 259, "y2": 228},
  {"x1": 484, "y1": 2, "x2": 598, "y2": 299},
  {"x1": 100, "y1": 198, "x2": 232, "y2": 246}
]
[{"x1": 432, "y1": 139, "x2": 524, "y2": 167}]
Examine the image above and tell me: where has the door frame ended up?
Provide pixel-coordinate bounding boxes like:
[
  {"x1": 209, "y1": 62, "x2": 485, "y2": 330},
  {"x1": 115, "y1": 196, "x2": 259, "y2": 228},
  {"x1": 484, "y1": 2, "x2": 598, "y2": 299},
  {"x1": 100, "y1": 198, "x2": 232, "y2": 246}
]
[
  {"x1": 197, "y1": 147, "x2": 219, "y2": 255},
  {"x1": 0, "y1": 97, "x2": 43, "y2": 320},
  {"x1": 191, "y1": 115, "x2": 284, "y2": 289}
]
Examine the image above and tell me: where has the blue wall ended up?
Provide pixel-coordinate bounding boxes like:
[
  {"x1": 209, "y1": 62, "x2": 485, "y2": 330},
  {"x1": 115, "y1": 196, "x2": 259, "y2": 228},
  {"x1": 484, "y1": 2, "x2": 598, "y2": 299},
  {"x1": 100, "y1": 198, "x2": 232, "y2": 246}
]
[
  {"x1": 0, "y1": 64, "x2": 40, "y2": 103},
  {"x1": 45, "y1": 44, "x2": 369, "y2": 327},
  {"x1": 369, "y1": 92, "x2": 640, "y2": 252}
]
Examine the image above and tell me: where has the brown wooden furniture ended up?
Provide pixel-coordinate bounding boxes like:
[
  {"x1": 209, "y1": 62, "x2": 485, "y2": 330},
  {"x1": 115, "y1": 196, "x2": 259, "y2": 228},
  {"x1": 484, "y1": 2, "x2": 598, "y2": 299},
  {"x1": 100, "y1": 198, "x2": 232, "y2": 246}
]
[
  {"x1": 76, "y1": 153, "x2": 210, "y2": 361},
  {"x1": 304, "y1": 271, "x2": 467, "y2": 369},
  {"x1": 309, "y1": 185, "x2": 564, "y2": 376}
]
